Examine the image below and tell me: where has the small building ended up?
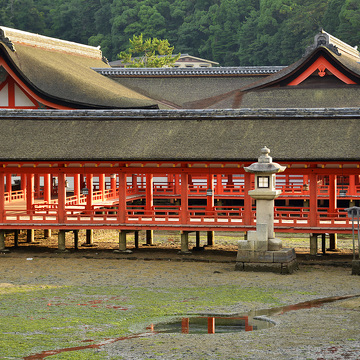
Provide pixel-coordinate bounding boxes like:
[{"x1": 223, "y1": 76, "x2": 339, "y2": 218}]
[{"x1": 109, "y1": 53, "x2": 219, "y2": 68}]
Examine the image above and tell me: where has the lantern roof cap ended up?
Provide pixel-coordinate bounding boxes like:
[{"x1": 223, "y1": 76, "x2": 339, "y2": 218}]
[{"x1": 244, "y1": 147, "x2": 286, "y2": 174}]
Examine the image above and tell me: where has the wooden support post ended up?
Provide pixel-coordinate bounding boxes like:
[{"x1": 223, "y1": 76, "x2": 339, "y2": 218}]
[
  {"x1": 134, "y1": 231, "x2": 139, "y2": 249},
  {"x1": 145, "y1": 174, "x2": 153, "y2": 214},
  {"x1": 14, "y1": 230, "x2": 18, "y2": 248},
  {"x1": 58, "y1": 230, "x2": 66, "y2": 251},
  {"x1": 243, "y1": 172, "x2": 252, "y2": 226},
  {"x1": 195, "y1": 231, "x2": 201, "y2": 248},
  {"x1": 207, "y1": 231, "x2": 214, "y2": 246},
  {"x1": 44, "y1": 229, "x2": 51, "y2": 239},
  {"x1": 322, "y1": 233, "x2": 326, "y2": 255},
  {"x1": 146, "y1": 230, "x2": 153, "y2": 245},
  {"x1": 86, "y1": 229, "x2": 93, "y2": 245},
  {"x1": 0, "y1": 173, "x2": 4, "y2": 223},
  {"x1": 181, "y1": 173, "x2": 189, "y2": 224},
  {"x1": 329, "y1": 233, "x2": 338, "y2": 251},
  {"x1": 0, "y1": 230, "x2": 5, "y2": 251},
  {"x1": 99, "y1": 174, "x2": 105, "y2": 201},
  {"x1": 27, "y1": 229, "x2": 34, "y2": 243},
  {"x1": 118, "y1": 172, "x2": 126, "y2": 223},
  {"x1": 118, "y1": 230, "x2": 127, "y2": 251},
  {"x1": 180, "y1": 231, "x2": 190, "y2": 253},
  {"x1": 73, "y1": 230, "x2": 79, "y2": 250},
  {"x1": 58, "y1": 172, "x2": 66, "y2": 223},
  {"x1": 310, "y1": 234, "x2": 318, "y2": 255},
  {"x1": 309, "y1": 172, "x2": 318, "y2": 227}
]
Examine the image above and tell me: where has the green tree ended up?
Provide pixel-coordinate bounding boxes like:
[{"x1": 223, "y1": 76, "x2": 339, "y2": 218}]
[{"x1": 117, "y1": 33, "x2": 180, "y2": 67}]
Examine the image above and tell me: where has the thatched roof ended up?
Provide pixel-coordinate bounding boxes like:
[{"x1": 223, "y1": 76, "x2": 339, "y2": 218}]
[
  {"x1": 0, "y1": 109, "x2": 360, "y2": 162},
  {"x1": 0, "y1": 27, "x2": 158, "y2": 109}
]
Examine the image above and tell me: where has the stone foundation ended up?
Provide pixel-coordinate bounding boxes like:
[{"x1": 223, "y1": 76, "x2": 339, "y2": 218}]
[{"x1": 235, "y1": 248, "x2": 298, "y2": 274}]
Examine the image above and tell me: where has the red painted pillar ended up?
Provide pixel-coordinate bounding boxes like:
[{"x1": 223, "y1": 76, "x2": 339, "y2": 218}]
[
  {"x1": 26, "y1": 173, "x2": 34, "y2": 214},
  {"x1": 74, "y1": 174, "x2": 80, "y2": 203},
  {"x1": 6, "y1": 173, "x2": 11, "y2": 201},
  {"x1": 243, "y1": 172, "x2": 252, "y2": 225},
  {"x1": 44, "y1": 174, "x2": 51, "y2": 204},
  {"x1": 0, "y1": 173, "x2": 5, "y2": 222},
  {"x1": 99, "y1": 174, "x2": 105, "y2": 201},
  {"x1": 208, "y1": 317, "x2": 215, "y2": 334},
  {"x1": 34, "y1": 174, "x2": 40, "y2": 199},
  {"x1": 228, "y1": 174, "x2": 234, "y2": 186},
  {"x1": 21, "y1": 174, "x2": 26, "y2": 199},
  {"x1": 118, "y1": 172, "x2": 126, "y2": 223},
  {"x1": 328, "y1": 174, "x2": 337, "y2": 216},
  {"x1": 132, "y1": 174, "x2": 138, "y2": 192},
  {"x1": 206, "y1": 174, "x2": 214, "y2": 212},
  {"x1": 146, "y1": 174, "x2": 153, "y2": 214},
  {"x1": 110, "y1": 174, "x2": 117, "y2": 198},
  {"x1": 181, "y1": 318, "x2": 189, "y2": 334},
  {"x1": 58, "y1": 172, "x2": 66, "y2": 223},
  {"x1": 309, "y1": 172, "x2": 318, "y2": 227},
  {"x1": 349, "y1": 175, "x2": 356, "y2": 196},
  {"x1": 181, "y1": 172, "x2": 189, "y2": 224},
  {"x1": 216, "y1": 174, "x2": 222, "y2": 194},
  {"x1": 174, "y1": 174, "x2": 180, "y2": 195},
  {"x1": 86, "y1": 174, "x2": 93, "y2": 212}
]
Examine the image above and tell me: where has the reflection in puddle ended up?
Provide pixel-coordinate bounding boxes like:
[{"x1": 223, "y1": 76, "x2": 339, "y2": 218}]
[{"x1": 150, "y1": 315, "x2": 274, "y2": 334}]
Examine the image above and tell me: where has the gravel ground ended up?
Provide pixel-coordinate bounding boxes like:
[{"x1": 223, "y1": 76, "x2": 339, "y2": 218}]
[{"x1": 1, "y1": 230, "x2": 360, "y2": 359}]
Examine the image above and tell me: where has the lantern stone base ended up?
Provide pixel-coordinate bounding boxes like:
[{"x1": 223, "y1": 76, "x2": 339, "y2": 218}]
[{"x1": 235, "y1": 248, "x2": 298, "y2": 274}]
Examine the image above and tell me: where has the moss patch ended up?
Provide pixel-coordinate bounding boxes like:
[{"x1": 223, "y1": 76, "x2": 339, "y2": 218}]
[{"x1": 0, "y1": 284, "x2": 286, "y2": 358}]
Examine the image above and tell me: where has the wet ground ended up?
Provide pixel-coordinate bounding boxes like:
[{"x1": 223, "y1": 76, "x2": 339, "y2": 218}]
[{"x1": 1, "y1": 230, "x2": 360, "y2": 359}]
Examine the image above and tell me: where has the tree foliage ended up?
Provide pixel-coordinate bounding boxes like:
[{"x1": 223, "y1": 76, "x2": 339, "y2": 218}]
[
  {"x1": 4, "y1": 0, "x2": 360, "y2": 66},
  {"x1": 118, "y1": 34, "x2": 180, "y2": 67}
]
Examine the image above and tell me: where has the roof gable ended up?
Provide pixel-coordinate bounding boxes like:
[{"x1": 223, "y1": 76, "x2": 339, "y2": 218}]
[{"x1": 287, "y1": 55, "x2": 357, "y2": 86}]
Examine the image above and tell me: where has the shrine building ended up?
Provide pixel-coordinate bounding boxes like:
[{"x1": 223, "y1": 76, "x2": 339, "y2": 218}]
[{"x1": 0, "y1": 27, "x2": 359, "y2": 254}]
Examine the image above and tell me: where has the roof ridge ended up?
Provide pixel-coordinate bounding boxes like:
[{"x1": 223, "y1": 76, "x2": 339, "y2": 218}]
[
  {"x1": 93, "y1": 66, "x2": 286, "y2": 77},
  {"x1": 0, "y1": 26, "x2": 102, "y2": 59}
]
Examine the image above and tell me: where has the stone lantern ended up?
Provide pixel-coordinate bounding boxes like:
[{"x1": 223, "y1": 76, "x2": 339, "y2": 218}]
[
  {"x1": 245, "y1": 146, "x2": 286, "y2": 251},
  {"x1": 235, "y1": 147, "x2": 297, "y2": 274}
]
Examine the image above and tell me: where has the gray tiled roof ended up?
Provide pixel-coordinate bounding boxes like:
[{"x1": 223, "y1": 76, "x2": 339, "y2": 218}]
[{"x1": 0, "y1": 109, "x2": 359, "y2": 162}]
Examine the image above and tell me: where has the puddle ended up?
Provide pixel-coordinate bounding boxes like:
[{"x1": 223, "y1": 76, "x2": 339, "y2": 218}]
[
  {"x1": 251, "y1": 294, "x2": 360, "y2": 317},
  {"x1": 149, "y1": 315, "x2": 274, "y2": 334}
]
